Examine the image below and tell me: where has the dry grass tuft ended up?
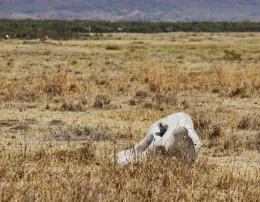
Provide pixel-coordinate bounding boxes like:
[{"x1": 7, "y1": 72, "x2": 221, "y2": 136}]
[
  {"x1": 223, "y1": 49, "x2": 242, "y2": 61},
  {"x1": 237, "y1": 113, "x2": 260, "y2": 130},
  {"x1": 59, "y1": 100, "x2": 85, "y2": 111},
  {"x1": 209, "y1": 125, "x2": 225, "y2": 140},
  {"x1": 93, "y1": 95, "x2": 111, "y2": 109},
  {"x1": 37, "y1": 71, "x2": 84, "y2": 98}
]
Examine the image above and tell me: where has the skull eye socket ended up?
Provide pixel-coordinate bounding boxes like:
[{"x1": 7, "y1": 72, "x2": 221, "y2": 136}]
[{"x1": 157, "y1": 123, "x2": 168, "y2": 137}]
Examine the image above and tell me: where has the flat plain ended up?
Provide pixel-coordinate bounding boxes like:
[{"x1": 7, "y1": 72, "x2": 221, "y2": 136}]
[{"x1": 0, "y1": 33, "x2": 259, "y2": 201}]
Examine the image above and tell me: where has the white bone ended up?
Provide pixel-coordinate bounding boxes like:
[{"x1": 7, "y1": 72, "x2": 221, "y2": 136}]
[{"x1": 117, "y1": 112, "x2": 201, "y2": 166}]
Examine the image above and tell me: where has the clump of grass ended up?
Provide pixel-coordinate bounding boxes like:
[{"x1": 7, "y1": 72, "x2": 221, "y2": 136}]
[
  {"x1": 229, "y1": 80, "x2": 253, "y2": 98},
  {"x1": 207, "y1": 125, "x2": 227, "y2": 149},
  {"x1": 237, "y1": 114, "x2": 260, "y2": 130},
  {"x1": 0, "y1": 78, "x2": 36, "y2": 101},
  {"x1": 209, "y1": 125, "x2": 225, "y2": 140},
  {"x1": 135, "y1": 90, "x2": 150, "y2": 98},
  {"x1": 93, "y1": 95, "x2": 111, "y2": 109},
  {"x1": 223, "y1": 49, "x2": 241, "y2": 61},
  {"x1": 59, "y1": 100, "x2": 85, "y2": 112},
  {"x1": 105, "y1": 44, "x2": 121, "y2": 50},
  {"x1": 16, "y1": 89, "x2": 38, "y2": 102},
  {"x1": 192, "y1": 110, "x2": 212, "y2": 133},
  {"x1": 37, "y1": 71, "x2": 83, "y2": 98},
  {"x1": 39, "y1": 73, "x2": 67, "y2": 97},
  {"x1": 49, "y1": 119, "x2": 64, "y2": 126}
]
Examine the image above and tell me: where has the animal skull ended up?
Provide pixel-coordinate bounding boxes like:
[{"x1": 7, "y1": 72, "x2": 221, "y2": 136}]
[{"x1": 117, "y1": 112, "x2": 201, "y2": 166}]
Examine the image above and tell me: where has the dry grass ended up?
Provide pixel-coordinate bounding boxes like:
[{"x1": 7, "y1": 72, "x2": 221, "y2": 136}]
[{"x1": 0, "y1": 32, "x2": 259, "y2": 201}]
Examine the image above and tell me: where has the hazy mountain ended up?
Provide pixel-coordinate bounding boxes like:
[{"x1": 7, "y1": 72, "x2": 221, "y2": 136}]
[{"x1": 0, "y1": 0, "x2": 259, "y2": 21}]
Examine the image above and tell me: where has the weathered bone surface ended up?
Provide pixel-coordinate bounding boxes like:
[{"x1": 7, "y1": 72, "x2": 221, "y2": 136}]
[{"x1": 117, "y1": 112, "x2": 201, "y2": 166}]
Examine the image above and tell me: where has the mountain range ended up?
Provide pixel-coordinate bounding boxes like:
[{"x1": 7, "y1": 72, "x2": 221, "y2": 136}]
[{"x1": 0, "y1": 0, "x2": 260, "y2": 21}]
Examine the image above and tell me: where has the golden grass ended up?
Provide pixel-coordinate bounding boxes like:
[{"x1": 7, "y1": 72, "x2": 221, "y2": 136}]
[{"x1": 0, "y1": 33, "x2": 259, "y2": 201}]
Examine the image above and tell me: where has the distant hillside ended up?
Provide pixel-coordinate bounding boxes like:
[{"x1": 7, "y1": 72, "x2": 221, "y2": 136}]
[{"x1": 0, "y1": 0, "x2": 260, "y2": 21}]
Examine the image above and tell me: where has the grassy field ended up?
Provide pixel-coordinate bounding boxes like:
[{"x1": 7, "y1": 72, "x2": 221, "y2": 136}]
[{"x1": 0, "y1": 33, "x2": 259, "y2": 201}]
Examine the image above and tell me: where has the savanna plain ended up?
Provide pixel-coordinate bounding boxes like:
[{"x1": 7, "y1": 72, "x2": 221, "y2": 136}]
[{"x1": 0, "y1": 32, "x2": 259, "y2": 201}]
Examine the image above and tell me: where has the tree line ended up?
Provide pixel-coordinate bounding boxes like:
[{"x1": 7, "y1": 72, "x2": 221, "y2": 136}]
[{"x1": 1, "y1": 19, "x2": 260, "y2": 40}]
